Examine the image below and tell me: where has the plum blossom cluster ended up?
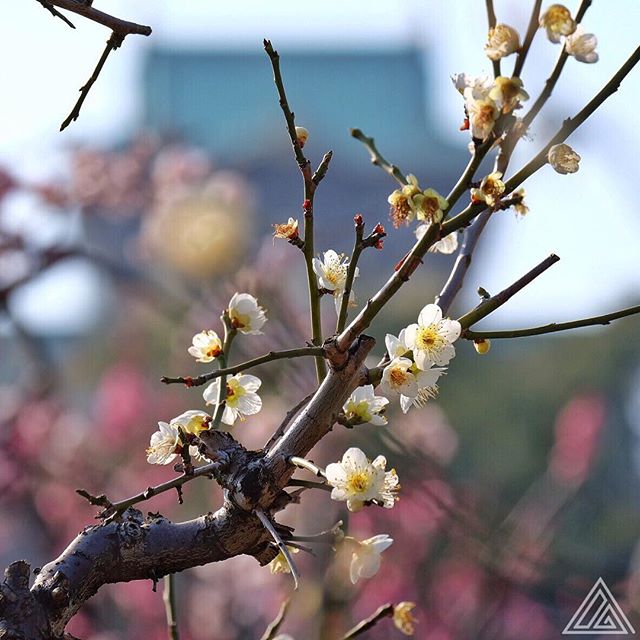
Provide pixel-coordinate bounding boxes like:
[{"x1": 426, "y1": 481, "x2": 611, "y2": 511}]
[
  {"x1": 539, "y1": 4, "x2": 598, "y2": 63},
  {"x1": 387, "y1": 174, "x2": 448, "y2": 229},
  {"x1": 147, "y1": 292, "x2": 267, "y2": 464},
  {"x1": 380, "y1": 303, "x2": 460, "y2": 414}
]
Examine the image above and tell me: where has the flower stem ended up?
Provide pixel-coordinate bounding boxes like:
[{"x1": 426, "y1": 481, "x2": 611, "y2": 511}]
[
  {"x1": 162, "y1": 574, "x2": 180, "y2": 640},
  {"x1": 212, "y1": 316, "x2": 236, "y2": 430},
  {"x1": 513, "y1": 0, "x2": 543, "y2": 78},
  {"x1": 336, "y1": 219, "x2": 365, "y2": 333}
]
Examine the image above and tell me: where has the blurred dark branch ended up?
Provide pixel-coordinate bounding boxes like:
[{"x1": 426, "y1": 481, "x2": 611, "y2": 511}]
[
  {"x1": 162, "y1": 574, "x2": 180, "y2": 640},
  {"x1": 457, "y1": 254, "x2": 560, "y2": 329},
  {"x1": 341, "y1": 603, "x2": 394, "y2": 639},
  {"x1": 260, "y1": 598, "x2": 291, "y2": 640},
  {"x1": 160, "y1": 346, "x2": 324, "y2": 387},
  {"x1": 463, "y1": 304, "x2": 640, "y2": 340}
]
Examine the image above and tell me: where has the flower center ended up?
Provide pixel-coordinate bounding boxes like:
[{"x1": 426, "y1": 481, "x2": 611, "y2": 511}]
[
  {"x1": 389, "y1": 367, "x2": 409, "y2": 387},
  {"x1": 231, "y1": 311, "x2": 251, "y2": 330},
  {"x1": 415, "y1": 325, "x2": 444, "y2": 353},
  {"x1": 346, "y1": 471, "x2": 372, "y2": 494}
]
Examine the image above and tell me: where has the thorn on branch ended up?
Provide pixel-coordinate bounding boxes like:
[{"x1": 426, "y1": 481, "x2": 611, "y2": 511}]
[
  {"x1": 37, "y1": 0, "x2": 76, "y2": 28},
  {"x1": 76, "y1": 488, "x2": 113, "y2": 510}
]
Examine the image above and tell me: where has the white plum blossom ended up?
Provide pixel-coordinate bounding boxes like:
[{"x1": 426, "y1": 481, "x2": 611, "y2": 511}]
[
  {"x1": 312, "y1": 249, "x2": 358, "y2": 313},
  {"x1": 565, "y1": 27, "x2": 598, "y2": 63},
  {"x1": 404, "y1": 304, "x2": 461, "y2": 369},
  {"x1": 539, "y1": 4, "x2": 576, "y2": 44},
  {"x1": 146, "y1": 410, "x2": 212, "y2": 465},
  {"x1": 268, "y1": 546, "x2": 299, "y2": 574},
  {"x1": 452, "y1": 73, "x2": 492, "y2": 99},
  {"x1": 349, "y1": 534, "x2": 394, "y2": 584},
  {"x1": 394, "y1": 602, "x2": 419, "y2": 636},
  {"x1": 228, "y1": 292, "x2": 267, "y2": 335},
  {"x1": 385, "y1": 330, "x2": 410, "y2": 359},
  {"x1": 399, "y1": 367, "x2": 446, "y2": 414},
  {"x1": 488, "y1": 76, "x2": 529, "y2": 114},
  {"x1": 146, "y1": 421, "x2": 180, "y2": 465},
  {"x1": 380, "y1": 357, "x2": 444, "y2": 414},
  {"x1": 466, "y1": 94, "x2": 499, "y2": 141},
  {"x1": 485, "y1": 24, "x2": 521, "y2": 61},
  {"x1": 188, "y1": 330, "x2": 223, "y2": 363},
  {"x1": 415, "y1": 223, "x2": 459, "y2": 255},
  {"x1": 548, "y1": 143, "x2": 581, "y2": 174},
  {"x1": 325, "y1": 447, "x2": 399, "y2": 512},
  {"x1": 342, "y1": 385, "x2": 389, "y2": 426},
  {"x1": 203, "y1": 373, "x2": 262, "y2": 425},
  {"x1": 471, "y1": 171, "x2": 506, "y2": 207}
]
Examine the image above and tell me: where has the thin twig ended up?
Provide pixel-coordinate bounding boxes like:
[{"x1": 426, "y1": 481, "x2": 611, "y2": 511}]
[
  {"x1": 260, "y1": 598, "x2": 291, "y2": 640},
  {"x1": 36, "y1": 0, "x2": 75, "y2": 28},
  {"x1": 336, "y1": 217, "x2": 365, "y2": 332},
  {"x1": 161, "y1": 346, "x2": 324, "y2": 387},
  {"x1": 463, "y1": 304, "x2": 640, "y2": 340},
  {"x1": 265, "y1": 392, "x2": 315, "y2": 451},
  {"x1": 513, "y1": 0, "x2": 543, "y2": 77},
  {"x1": 341, "y1": 604, "x2": 395, "y2": 639},
  {"x1": 162, "y1": 574, "x2": 180, "y2": 640},
  {"x1": 211, "y1": 317, "x2": 236, "y2": 430},
  {"x1": 287, "y1": 479, "x2": 331, "y2": 491},
  {"x1": 289, "y1": 456, "x2": 326, "y2": 478},
  {"x1": 457, "y1": 254, "x2": 560, "y2": 329},
  {"x1": 485, "y1": 0, "x2": 500, "y2": 78},
  {"x1": 255, "y1": 509, "x2": 300, "y2": 590},
  {"x1": 264, "y1": 39, "x2": 327, "y2": 382},
  {"x1": 60, "y1": 31, "x2": 125, "y2": 131},
  {"x1": 350, "y1": 128, "x2": 407, "y2": 186}
]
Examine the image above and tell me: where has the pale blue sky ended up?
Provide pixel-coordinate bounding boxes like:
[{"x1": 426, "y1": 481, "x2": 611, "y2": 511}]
[{"x1": 1, "y1": 1, "x2": 639, "y2": 332}]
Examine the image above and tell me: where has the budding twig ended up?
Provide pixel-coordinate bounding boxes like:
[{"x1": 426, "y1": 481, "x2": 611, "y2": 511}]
[
  {"x1": 264, "y1": 39, "x2": 327, "y2": 381},
  {"x1": 484, "y1": 0, "x2": 500, "y2": 78},
  {"x1": 463, "y1": 304, "x2": 640, "y2": 340},
  {"x1": 350, "y1": 128, "x2": 407, "y2": 186},
  {"x1": 161, "y1": 346, "x2": 324, "y2": 387},
  {"x1": 457, "y1": 254, "x2": 560, "y2": 330},
  {"x1": 513, "y1": 0, "x2": 543, "y2": 78},
  {"x1": 260, "y1": 598, "x2": 291, "y2": 640}
]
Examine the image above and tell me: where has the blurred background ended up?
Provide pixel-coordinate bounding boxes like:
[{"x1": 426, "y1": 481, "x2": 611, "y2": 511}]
[{"x1": 1, "y1": 1, "x2": 640, "y2": 638}]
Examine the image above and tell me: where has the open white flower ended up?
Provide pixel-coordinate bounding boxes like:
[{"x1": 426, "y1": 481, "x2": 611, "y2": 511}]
[
  {"x1": 488, "y1": 76, "x2": 529, "y2": 114},
  {"x1": 452, "y1": 73, "x2": 492, "y2": 100},
  {"x1": 146, "y1": 421, "x2": 180, "y2": 465},
  {"x1": 228, "y1": 292, "x2": 267, "y2": 335},
  {"x1": 415, "y1": 223, "x2": 459, "y2": 255},
  {"x1": 170, "y1": 410, "x2": 212, "y2": 435},
  {"x1": 471, "y1": 171, "x2": 506, "y2": 207},
  {"x1": 342, "y1": 385, "x2": 389, "y2": 426},
  {"x1": 380, "y1": 357, "x2": 419, "y2": 397},
  {"x1": 312, "y1": 249, "x2": 358, "y2": 314},
  {"x1": 485, "y1": 24, "x2": 520, "y2": 61},
  {"x1": 399, "y1": 366, "x2": 446, "y2": 414},
  {"x1": 404, "y1": 304, "x2": 461, "y2": 369},
  {"x1": 565, "y1": 27, "x2": 598, "y2": 63},
  {"x1": 326, "y1": 447, "x2": 399, "y2": 512},
  {"x1": 385, "y1": 330, "x2": 410, "y2": 359},
  {"x1": 188, "y1": 330, "x2": 223, "y2": 363},
  {"x1": 394, "y1": 602, "x2": 418, "y2": 636},
  {"x1": 466, "y1": 95, "x2": 499, "y2": 141},
  {"x1": 203, "y1": 374, "x2": 262, "y2": 425},
  {"x1": 387, "y1": 174, "x2": 422, "y2": 227},
  {"x1": 349, "y1": 534, "x2": 394, "y2": 584}
]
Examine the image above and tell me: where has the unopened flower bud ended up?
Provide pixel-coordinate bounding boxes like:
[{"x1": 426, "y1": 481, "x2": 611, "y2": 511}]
[
  {"x1": 295, "y1": 126, "x2": 309, "y2": 147},
  {"x1": 474, "y1": 339, "x2": 491, "y2": 355},
  {"x1": 548, "y1": 143, "x2": 580, "y2": 174},
  {"x1": 539, "y1": 4, "x2": 576, "y2": 44},
  {"x1": 565, "y1": 27, "x2": 598, "y2": 63},
  {"x1": 354, "y1": 213, "x2": 364, "y2": 226},
  {"x1": 485, "y1": 24, "x2": 521, "y2": 61}
]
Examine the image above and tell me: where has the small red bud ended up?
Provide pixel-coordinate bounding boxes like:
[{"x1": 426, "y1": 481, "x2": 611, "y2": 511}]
[
  {"x1": 354, "y1": 213, "x2": 364, "y2": 226},
  {"x1": 375, "y1": 239, "x2": 384, "y2": 250},
  {"x1": 459, "y1": 117, "x2": 470, "y2": 131},
  {"x1": 373, "y1": 223, "x2": 385, "y2": 235},
  {"x1": 302, "y1": 199, "x2": 311, "y2": 212},
  {"x1": 184, "y1": 376, "x2": 194, "y2": 388}
]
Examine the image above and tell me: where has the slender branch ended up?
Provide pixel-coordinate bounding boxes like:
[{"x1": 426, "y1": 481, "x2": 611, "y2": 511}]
[
  {"x1": 336, "y1": 218, "x2": 365, "y2": 332},
  {"x1": 463, "y1": 304, "x2": 640, "y2": 340},
  {"x1": 435, "y1": 211, "x2": 492, "y2": 315},
  {"x1": 513, "y1": 0, "x2": 543, "y2": 77},
  {"x1": 162, "y1": 574, "x2": 180, "y2": 640},
  {"x1": 256, "y1": 509, "x2": 300, "y2": 590},
  {"x1": 260, "y1": 598, "x2": 291, "y2": 640},
  {"x1": 60, "y1": 31, "x2": 125, "y2": 131},
  {"x1": 341, "y1": 604, "x2": 394, "y2": 639},
  {"x1": 287, "y1": 479, "x2": 331, "y2": 491},
  {"x1": 485, "y1": 0, "x2": 500, "y2": 78},
  {"x1": 36, "y1": 0, "x2": 75, "y2": 28},
  {"x1": 522, "y1": 0, "x2": 592, "y2": 129},
  {"x1": 444, "y1": 44, "x2": 640, "y2": 236},
  {"x1": 161, "y1": 346, "x2": 324, "y2": 387},
  {"x1": 42, "y1": 0, "x2": 152, "y2": 35},
  {"x1": 457, "y1": 254, "x2": 560, "y2": 329},
  {"x1": 211, "y1": 318, "x2": 236, "y2": 429},
  {"x1": 350, "y1": 128, "x2": 407, "y2": 186},
  {"x1": 78, "y1": 461, "x2": 220, "y2": 519},
  {"x1": 264, "y1": 39, "x2": 327, "y2": 381}
]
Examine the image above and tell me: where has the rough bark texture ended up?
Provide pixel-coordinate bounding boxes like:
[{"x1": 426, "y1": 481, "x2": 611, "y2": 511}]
[{"x1": 0, "y1": 336, "x2": 374, "y2": 639}]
